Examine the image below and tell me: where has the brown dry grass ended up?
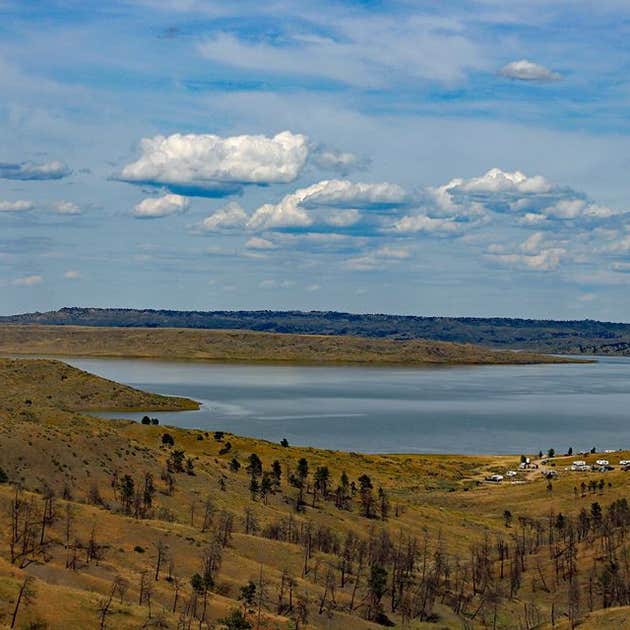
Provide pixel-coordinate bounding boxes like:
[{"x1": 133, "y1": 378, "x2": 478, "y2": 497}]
[
  {"x1": 0, "y1": 324, "x2": 586, "y2": 366},
  {"x1": 0, "y1": 357, "x2": 199, "y2": 413},
  {"x1": 0, "y1": 357, "x2": 625, "y2": 630}
]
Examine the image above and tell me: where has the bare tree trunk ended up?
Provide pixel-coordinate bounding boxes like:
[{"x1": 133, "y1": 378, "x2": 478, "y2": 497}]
[
  {"x1": 257, "y1": 564, "x2": 264, "y2": 629},
  {"x1": 11, "y1": 577, "x2": 34, "y2": 629},
  {"x1": 351, "y1": 555, "x2": 364, "y2": 611}
]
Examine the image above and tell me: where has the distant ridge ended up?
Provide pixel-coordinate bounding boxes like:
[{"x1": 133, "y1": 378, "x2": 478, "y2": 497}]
[{"x1": 2, "y1": 307, "x2": 630, "y2": 355}]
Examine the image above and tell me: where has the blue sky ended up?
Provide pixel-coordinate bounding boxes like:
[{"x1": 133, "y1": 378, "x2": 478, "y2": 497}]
[{"x1": 2, "y1": 0, "x2": 630, "y2": 319}]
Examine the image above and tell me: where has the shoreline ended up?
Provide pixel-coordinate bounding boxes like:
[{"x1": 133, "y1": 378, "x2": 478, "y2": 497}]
[{"x1": 1, "y1": 349, "x2": 594, "y2": 367}]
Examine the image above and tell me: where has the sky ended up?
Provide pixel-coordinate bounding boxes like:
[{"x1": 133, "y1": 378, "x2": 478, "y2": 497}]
[{"x1": 2, "y1": 1, "x2": 630, "y2": 320}]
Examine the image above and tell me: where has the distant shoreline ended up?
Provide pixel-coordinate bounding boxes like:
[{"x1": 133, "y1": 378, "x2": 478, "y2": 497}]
[
  {"x1": 0, "y1": 324, "x2": 591, "y2": 367},
  {"x1": 3, "y1": 306, "x2": 630, "y2": 356}
]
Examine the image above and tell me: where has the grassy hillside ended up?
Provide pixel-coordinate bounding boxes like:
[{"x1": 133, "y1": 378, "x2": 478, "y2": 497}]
[
  {"x1": 3, "y1": 306, "x2": 630, "y2": 355},
  {"x1": 0, "y1": 324, "x2": 583, "y2": 365},
  {"x1": 1, "y1": 358, "x2": 629, "y2": 629},
  {"x1": 0, "y1": 357, "x2": 199, "y2": 413}
]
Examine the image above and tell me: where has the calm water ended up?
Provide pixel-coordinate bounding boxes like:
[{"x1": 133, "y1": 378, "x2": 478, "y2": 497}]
[{"x1": 58, "y1": 356, "x2": 630, "y2": 455}]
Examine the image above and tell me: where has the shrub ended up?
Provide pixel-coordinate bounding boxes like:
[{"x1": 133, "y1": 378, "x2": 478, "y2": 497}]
[
  {"x1": 0, "y1": 467, "x2": 8, "y2": 483},
  {"x1": 218, "y1": 609, "x2": 252, "y2": 630},
  {"x1": 141, "y1": 416, "x2": 151, "y2": 425},
  {"x1": 186, "y1": 458, "x2": 195, "y2": 475},
  {"x1": 134, "y1": 545, "x2": 145, "y2": 553},
  {"x1": 162, "y1": 433, "x2": 175, "y2": 446}
]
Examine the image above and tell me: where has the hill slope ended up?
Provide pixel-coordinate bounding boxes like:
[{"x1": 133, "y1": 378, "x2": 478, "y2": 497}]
[
  {"x1": 3, "y1": 306, "x2": 630, "y2": 354},
  {"x1": 0, "y1": 357, "x2": 199, "y2": 412},
  {"x1": 1, "y1": 358, "x2": 630, "y2": 628},
  {"x1": 0, "y1": 324, "x2": 581, "y2": 365}
]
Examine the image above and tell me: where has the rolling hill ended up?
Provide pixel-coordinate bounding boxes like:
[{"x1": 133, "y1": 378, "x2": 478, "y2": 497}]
[
  {"x1": 0, "y1": 358, "x2": 629, "y2": 628},
  {"x1": 2, "y1": 307, "x2": 630, "y2": 355},
  {"x1": 0, "y1": 324, "x2": 583, "y2": 366}
]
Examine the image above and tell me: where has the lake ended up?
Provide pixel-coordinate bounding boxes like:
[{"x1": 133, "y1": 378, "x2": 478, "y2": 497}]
[{"x1": 55, "y1": 355, "x2": 630, "y2": 455}]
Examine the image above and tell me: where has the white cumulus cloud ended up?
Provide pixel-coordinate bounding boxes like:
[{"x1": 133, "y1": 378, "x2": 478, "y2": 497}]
[
  {"x1": 133, "y1": 194, "x2": 190, "y2": 218},
  {"x1": 259, "y1": 278, "x2": 295, "y2": 289},
  {"x1": 422, "y1": 167, "x2": 624, "y2": 232},
  {"x1": 542, "y1": 199, "x2": 620, "y2": 220},
  {"x1": 199, "y1": 201, "x2": 248, "y2": 231},
  {"x1": 487, "y1": 233, "x2": 567, "y2": 271},
  {"x1": 390, "y1": 214, "x2": 465, "y2": 234},
  {"x1": 13, "y1": 274, "x2": 43, "y2": 286},
  {"x1": 517, "y1": 212, "x2": 548, "y2": 226},
  {"x1": 0, "y1": 200, "x2": 34, "y2": 212},
  {"x1": 500, "y1": 60, "x2": 562, "y2": 82},
  {"x1": 607, "y1": 233, "x2": 630, "y2": 253},
  {"x1": 325, "y1": 209, "x2": 361, "y2": 227},
  {"x1": 311, "y1": 147, "x2": 368, "y2": 174},
  {"x1": 375, "y1": 245, "x2": 411, "y2": 259},
  {"x1": 344, "y1": 244, "x2": 412, "y2": 271},
  {"x1": 119, "y1": 131, "x2": 309, "y2": 196},
  {"x1": 53, "y1": 200, "x2": 82, "y2": 215},
  {"x1": 455, "y1": 168, "x2": 554, "y2": 194},
  {"x1": 247, "y1": 179, "x2": 407, "y2": 230},
  {"x1": 245, "y1": 236, "x2": 276, "y2": 250},
  {"x1": 0, "y1": 160, "x2": 71, "y2": 181}
]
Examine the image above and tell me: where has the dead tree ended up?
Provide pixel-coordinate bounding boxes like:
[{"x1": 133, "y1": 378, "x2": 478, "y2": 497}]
[
  {"x1": 40, "y1": 486, "x2": 56, "y2": 547},
  {"x1": 172, "y1": 576, "x2": 183, "y2": 613},
  {"x1": 139, "y1": 569, "x2": 150, "y2": 606},
  {"x1": 154, "y1": 540, "x2": 169, "y2": 581},
  {"x1": 9, "y1": 489, "x2": 40, "y2": 568},
  {"x1": 244, "y1": 506, "x2": 258, "y2": 535},
  {"x1": 96, "y1": 578, "x2": 120, "y2": 630},
  {"x1": 64, "y1": 503, "x2": 75, "y2": 569},
  {"x1": 10, "y1": 576, "x2": 36, "y2": 629},
  {"x1": 86, "y1": 526, "x2": 105, "y2": 564},
  {"x1": 201, "y1": 496, "x2": 215, "y2": 532},
  {"x1": 256, "y1": 564, "x2": 267, "y2": 630},
  {"x1": 319, "y1": 566, "x2": 337, "y2": 614}
]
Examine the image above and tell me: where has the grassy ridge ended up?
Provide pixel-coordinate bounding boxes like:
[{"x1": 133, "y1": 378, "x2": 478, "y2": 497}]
[
  {"x1": 0, "y1": 357, "x2": 199, "y2": 412},
  {"x1": 4, "y1": 307, "x2": 630, "y2": 355},
  {"x1": 0, "y1": 324, "x2": 585, "y2": 365}
]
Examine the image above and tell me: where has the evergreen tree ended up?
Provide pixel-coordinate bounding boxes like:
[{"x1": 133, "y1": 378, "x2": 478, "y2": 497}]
[
  {"x1": 358, "y1": 474, "x2": 375, "y2": 518},
  {"x1": 246, "y1": 454, "x2": 263, "y2": 478},
  {"x1": 219, "y1": 609, "x2": 252, "y2": 630},
  {"x1": 271, "y1": 460, "x2": 282, "y2": 487},
  {"x1": 119, "y1": 475, "x2": 135, "y2": 514},
  {"x1": 239, "y1": 581, "x2": 257, "y2": 611}
]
